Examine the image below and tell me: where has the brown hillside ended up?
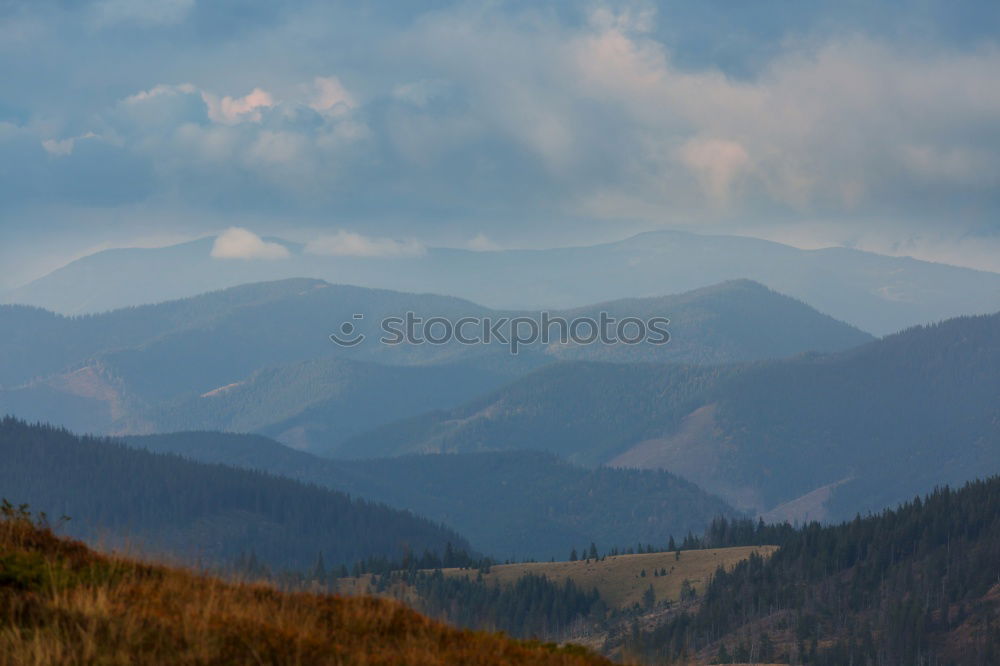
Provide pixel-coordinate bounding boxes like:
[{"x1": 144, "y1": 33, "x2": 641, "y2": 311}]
[{"x1": 0, "y1": 507, "x2": 613, "y2": 666}]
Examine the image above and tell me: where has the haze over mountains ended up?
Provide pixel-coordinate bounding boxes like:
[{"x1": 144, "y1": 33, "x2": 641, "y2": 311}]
[
  {"x1": 0, "y1": 277, "x2": 869, "y2": 452},
  {"x1": 8, "y1": 230, "x2": 1000, "y2": 335},
  {"x1": 2, "y1": 266, "x2": 994, "y2": 546},
  {"x1": 3, "y1": 245, "x2": 998, "y2": 663},
  {"x1": 349, "y1": 312, "x2": 1000, "y2": 523},
  {"x1": 6, "y1": 1, "x2": 1000, "y2": 660}
]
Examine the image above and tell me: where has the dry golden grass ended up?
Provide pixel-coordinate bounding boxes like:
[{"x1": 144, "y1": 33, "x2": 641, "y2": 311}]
[
  {"x1": 0, "y1": 512, "x2": 614, "y2": 666},
  {"x1": 442, "y1": 547, "x2": 778, "y2": 609}
]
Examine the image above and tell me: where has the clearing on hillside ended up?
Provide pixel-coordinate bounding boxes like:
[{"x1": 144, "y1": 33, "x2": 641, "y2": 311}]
[
  {"x1": 337, "y1": 546, "x2": 778, "y2": 610},
  {"x1": 445, "y1": 546, "x2": 778, "y2": 609}
]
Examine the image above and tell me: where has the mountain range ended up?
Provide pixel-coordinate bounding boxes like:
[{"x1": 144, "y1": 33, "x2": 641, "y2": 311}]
[
  {"x1": 345, "y1": 312, "x2": 1000, "y2": 522},
  {"x1": 7, "y1": 230, "x2": 1000, "y2": 335},
  {"x1": 0, "y1": 278, "x2": 869, "y2": 453}
]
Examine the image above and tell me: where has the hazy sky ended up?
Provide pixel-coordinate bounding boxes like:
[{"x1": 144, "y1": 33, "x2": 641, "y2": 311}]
[{"x1": 2, "y1": 0, "x2": 1000, "y2": 286}]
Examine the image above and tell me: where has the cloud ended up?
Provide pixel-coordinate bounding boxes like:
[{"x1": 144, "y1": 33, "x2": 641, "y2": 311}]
[
  {"x1": 3, "y1": 0, "x2": 1000, "y2": 268},
  {"x1": 395, "y1": 6, "x2": 1000, "y2": 225},
  {"x1": 678, "y1": 138, "x2": 751, "y2": 204},
  {"x1": 210, "y1": 227, "x2": 290, "y2": 260},
  {"x1": 41, "y1": 132, "x2": 100, "y2": 157},
  {"x1": 102, "y1": 78, "x2": 369, "y2": 201},
  {"x1": 41, "y1": 138, "x2": 75, "y2": 157},
  {"x1": 204, "y1": 88, "x2": 275, "y2": 124},
  {"x1": 392, "y1": 79, "x2": 450, "y2": 107},
  {"x1": 466, "y1": 233, "x2": 500, "y2": 251},
  {"x1": 305, "y1": 231, "x2": 425, "y2": 258},
  {"x1": 309, "y1": 77, "x2": 356, "y2": 114}
]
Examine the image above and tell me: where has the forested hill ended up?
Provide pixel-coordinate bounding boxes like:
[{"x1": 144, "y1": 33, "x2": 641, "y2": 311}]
[
  {"x1": 0, "y1": 417, "x2": 471, "y2": 571},
  {"x1": 622, "y1": 475, "x2": 1000, "y2": 665},
  {"x1": 126, "y1": 431, "x2": 738, "y2": 561}
]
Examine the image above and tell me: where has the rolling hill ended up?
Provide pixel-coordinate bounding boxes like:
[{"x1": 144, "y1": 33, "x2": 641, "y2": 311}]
[
  {"x1": 0, "y1": 278, "x2": 869, "y2": 454},
  {"x1": 0, "y1": 418, "x2": 471, "y2": 571},
  {"x1": 8, "y1": 229, "x2": 1000, "y2": 334},
  {"x1": 345, "y1": 312, "x2": 1000, "y2": 522},
  {"x1": 126, "y1": 431, "x2": 739, "y2": 561}
]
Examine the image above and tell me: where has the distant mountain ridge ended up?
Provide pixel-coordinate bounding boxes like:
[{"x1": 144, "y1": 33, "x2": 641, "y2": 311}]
[
  {"x1": 8, "y1": 230, "x2": 1000, "y2": 334},
  {"x1": 0, "y1": 278, "x2": 869, "y2": 453}
]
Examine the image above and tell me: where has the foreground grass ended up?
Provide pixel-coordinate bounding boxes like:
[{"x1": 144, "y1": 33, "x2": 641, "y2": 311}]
[{"x1": 0, "y1": 510, "x2": 613, "y2": 665}]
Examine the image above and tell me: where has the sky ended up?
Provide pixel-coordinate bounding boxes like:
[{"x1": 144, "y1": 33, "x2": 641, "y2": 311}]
[{"x1": 2, "y1": 0, "x2": 1000, "y2": 288}]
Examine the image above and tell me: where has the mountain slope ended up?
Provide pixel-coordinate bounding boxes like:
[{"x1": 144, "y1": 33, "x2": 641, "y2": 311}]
[
  {"x1": 548, "y1": 279, "x2": 872, "y2": 364},
  {"x1": 9, "y1": 229, "x2": 1000, "y2": 334},
  {"x1": 0, "y1": 278, "x2": 348, "y2": 387},
  {"x1": 621, "y1": 476, "x2": 1000, "y2": 665},
  {"x1": 3, "y1": 237, "x2": 306, "y2": 316},
  {"x1": 0, "y1": 418, "x2": 471, "y2": 571},
  {"x1": 339, "y1": 361, "x2": 724, "y2": 464},
  {"x1": 347, "y1": 312, "x2": 1000, "y2": 521},
  {"x1": 0, "y1": 278, "x2": 500, "y2": 390},
  {"x1": 0, "y1": 509, "x2": 611, "y2": 666},
  {"x1": 148, "y1": 357, "x2": 507, "y2": 451},
  {"x1": 125, "y1": 431, "x2": 738, "y2": 561}
]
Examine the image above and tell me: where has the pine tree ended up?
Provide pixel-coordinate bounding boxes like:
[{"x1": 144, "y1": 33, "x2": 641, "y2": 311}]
[
  {"x1": 311, "y1": 551, "x2": 327, "y2": 582},
  {"x1": 642, "y1": 584, "x2": 656, "y2": 609}
]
